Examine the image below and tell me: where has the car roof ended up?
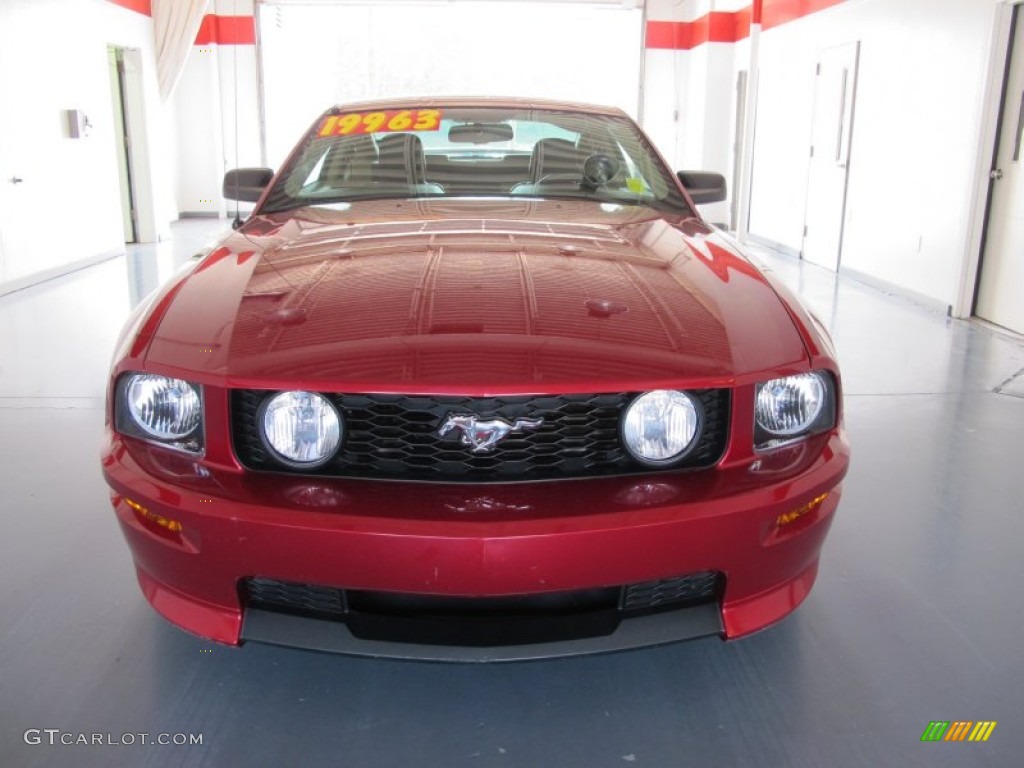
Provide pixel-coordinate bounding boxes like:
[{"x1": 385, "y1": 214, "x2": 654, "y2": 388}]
[{"x1": 326, "y1": 96, "x2": 630, "y2": 118}]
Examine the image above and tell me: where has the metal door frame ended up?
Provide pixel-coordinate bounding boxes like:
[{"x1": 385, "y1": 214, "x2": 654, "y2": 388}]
[{"x1": 956, "y1": 0, "x2": 1024, "y2": 319}]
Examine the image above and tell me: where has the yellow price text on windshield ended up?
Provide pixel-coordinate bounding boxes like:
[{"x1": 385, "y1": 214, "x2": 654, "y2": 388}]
[{"x1": 318, "y1": 109, "x2": 443, "y2": 137}]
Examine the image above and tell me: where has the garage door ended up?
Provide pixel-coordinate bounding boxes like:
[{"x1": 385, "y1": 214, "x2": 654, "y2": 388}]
[{"x1": 258, "y1": 0, "x2": 645, "y2": 166}]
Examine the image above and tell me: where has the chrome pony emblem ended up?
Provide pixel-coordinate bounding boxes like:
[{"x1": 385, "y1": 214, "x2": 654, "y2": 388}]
[{"x1": 437, "y1": 413, "x2": 544, "y2": 453}]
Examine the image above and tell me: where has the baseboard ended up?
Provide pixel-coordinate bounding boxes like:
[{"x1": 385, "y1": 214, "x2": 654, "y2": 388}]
[
  {"x1": 839, "y1": 266, "x2": 951, "y2": 315},
  {"x1": 740, "y1": 233, "x2": 952, "y2": 314},
  {"x1": 744, "y1": 233, "x2": 801, "y2": 259},
  {"x1": 0, "y1": 250, "x2": 123, "y2": 299}
]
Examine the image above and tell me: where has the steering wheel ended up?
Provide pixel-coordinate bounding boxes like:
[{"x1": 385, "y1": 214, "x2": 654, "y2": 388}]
[{"x1": 582, "y1": 154, "x2": 621, "y2": 187}]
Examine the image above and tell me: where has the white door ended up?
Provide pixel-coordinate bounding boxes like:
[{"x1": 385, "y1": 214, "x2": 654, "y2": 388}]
[
  {"x1": 0, "y1": 117, "x2": 43, "y2": 286},
  {"x1": 0, "y1": 0, "x2": 53, "y2": 284},
  {"x1": 977, "y1": 11, "x2": 1024, "y2": 335},
  {"x1": 802, "y1": 42, "x2": 859, "y2": 271}
]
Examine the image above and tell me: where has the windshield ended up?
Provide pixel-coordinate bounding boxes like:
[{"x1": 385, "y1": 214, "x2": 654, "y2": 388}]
[{"x1": 260, "y1": 106, "x2": 690, "y2": 214}]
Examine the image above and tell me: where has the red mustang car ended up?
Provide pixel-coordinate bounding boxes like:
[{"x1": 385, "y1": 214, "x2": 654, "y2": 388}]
[{"x1": 102, "y1": 98, "x2": 849, "y2": 660}]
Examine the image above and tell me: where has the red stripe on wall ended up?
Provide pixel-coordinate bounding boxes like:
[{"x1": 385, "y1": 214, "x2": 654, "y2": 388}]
[
  {"x1": 762, "y1": 0, "x2": 847, "y2": 30},
  {"x1": 707, "y1": 12, "x2": 736, "y2": 43},
  {"x1": 107, "y1": 0, "x2": 152, "y2": 16},
  {"x1": 733, "y1": 6, "x2": 753, "y2": 40},
  {"x1": 646, "y1": 13, "x2": 747, "y2": 50},
  {"x1": 194, "y1": 15, "x2": 256, "y2": 46},
  {"x1": 752, "y1": 0, "x2": 764, "y2": 25},
  {"x1": 646, "y1": 0, "x2": 846, "y2": 49},
  {"x1": 646, "y1": 20, "x2": 681, "y2": 50}
]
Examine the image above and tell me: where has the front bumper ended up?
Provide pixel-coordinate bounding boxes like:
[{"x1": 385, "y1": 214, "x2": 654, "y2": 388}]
[{"x1": 102, "y1": 429, "x2": 848, "y2": 660}]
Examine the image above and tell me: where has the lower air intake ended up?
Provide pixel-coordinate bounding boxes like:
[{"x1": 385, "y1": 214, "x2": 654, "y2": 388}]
[{"x1": 242, "y1": 571, "x2": 724, "y2": 648}]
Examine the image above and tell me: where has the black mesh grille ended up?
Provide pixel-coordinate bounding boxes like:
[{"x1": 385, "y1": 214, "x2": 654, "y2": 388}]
[
  {"x1": 621, "y1": 572, "x2": 723, "y2": 613},
  {"x1": 246, "y1": 577, "x2": 346, "y2": 619},
  {"x1": 232, "y1": 390, "x2": 729, "y2": 482}
]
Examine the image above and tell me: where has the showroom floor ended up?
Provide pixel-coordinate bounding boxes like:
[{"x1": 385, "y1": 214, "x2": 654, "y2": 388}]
[{"x1": 1, "y1": 219, "x2": 1022, "y2": 768}]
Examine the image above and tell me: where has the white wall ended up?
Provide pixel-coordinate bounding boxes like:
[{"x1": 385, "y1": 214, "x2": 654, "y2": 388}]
[
  {"x1": 642, "y1": 0, "x2": 740, "y2": 224},
  {"x1": 217, "y1": 30, "x2": 262, "y2": 184},
  {"x1": 172, "y1": 47, "x2": 226, "y2": 218},
  {"x1": 0, "y1": 0, "x2": 174, "y2": 287},
  {"x1": 258, "y1": 1, "x2": 644, "y2": 168},
  {"x1": 713, "y1": 0, "x2": 750, "y2": 12},
  {"x1": 170, "y1": 0, "x2": 262, "y2": 217},
  {"x1": 643, "y1": 0, "x2": 700, "y2": 167},
  {"x1": 642, "y1": 47, "x2": 686, "y2": 167},
  {"x1": 681, "y1": 45, "x2": 737, "y2": 172},
  {"x1": 748, "y1": 0, "x2": 995, "y2": 307}
]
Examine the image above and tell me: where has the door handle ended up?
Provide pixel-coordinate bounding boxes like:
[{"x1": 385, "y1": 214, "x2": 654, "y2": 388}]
[
  {"x1": 1013, "y1": 90, "x2": 1024, "y2": 162},
  {"x1": 835, "y1": 68, "x2": 849, "y2": 164},
  {"x1": 10, "y1": 176, "x2": 23, "y2": 184}
]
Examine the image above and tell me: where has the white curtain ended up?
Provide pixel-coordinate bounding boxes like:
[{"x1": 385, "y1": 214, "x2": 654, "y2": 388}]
[{"x1": 154, "y1": 0, "x2": 211, "y2": 102}]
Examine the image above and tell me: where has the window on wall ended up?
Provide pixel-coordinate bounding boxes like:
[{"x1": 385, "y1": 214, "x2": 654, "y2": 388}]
[{"x1": 258, "y1": 0, "x2": 644, "y2": 167}]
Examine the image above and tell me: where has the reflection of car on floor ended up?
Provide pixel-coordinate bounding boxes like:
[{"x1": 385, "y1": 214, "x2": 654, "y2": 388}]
[{"x1": 101, "y1": 97, "x2": 849, "y2": 661}]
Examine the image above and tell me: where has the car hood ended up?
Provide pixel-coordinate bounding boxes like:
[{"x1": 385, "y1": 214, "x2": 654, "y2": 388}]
[{"x1": 143, "y1": 200, "x2": 807, "y2": 392}]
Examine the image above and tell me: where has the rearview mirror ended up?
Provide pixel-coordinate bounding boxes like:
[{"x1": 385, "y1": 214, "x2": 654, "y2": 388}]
[
  {"x1": 677, "y1": 171, "x2": 727, "y2": 205},
  {"x1": 223, "y1": 167, "x2": 274, "y2": 203},
  {"x1": 447, "y1": 123, "x2": 514, "y2": 145}
]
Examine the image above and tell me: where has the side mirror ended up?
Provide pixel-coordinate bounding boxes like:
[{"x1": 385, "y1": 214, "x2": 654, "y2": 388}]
[
  {"x1": 677, "y1": 171, "x2": 727, "y2": 205},
  {"x1": 223, "y1": 167, "x2": 274, "y2": 203}
]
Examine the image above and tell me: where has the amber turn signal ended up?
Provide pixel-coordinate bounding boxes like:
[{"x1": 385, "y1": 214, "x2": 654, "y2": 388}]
[
  {"x1": 124, "y1": 497, "x2": 183, "y2": 533},
  {"x1": 776, "y1": 492, "x2": 829, "y2": 527}
]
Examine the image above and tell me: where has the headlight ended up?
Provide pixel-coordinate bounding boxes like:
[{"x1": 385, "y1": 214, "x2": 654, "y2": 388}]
[
  {"x1": 755, "y1": 371, "x2": 835, "y2": 449},
  {"x1": 259, "y1": 391, "x2": 342, "y2": 468},
  {"x1": 115, "y1": 373, "x2": 204, "y2": 454},
  {"x1": 621, "y1": 390, "x2": 701, "y2": 466}
]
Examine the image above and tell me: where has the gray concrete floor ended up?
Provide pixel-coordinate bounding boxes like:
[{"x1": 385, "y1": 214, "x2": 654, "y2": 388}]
[{"x1": 1, "y1": 219, "x2": 1022, "y2": 768}]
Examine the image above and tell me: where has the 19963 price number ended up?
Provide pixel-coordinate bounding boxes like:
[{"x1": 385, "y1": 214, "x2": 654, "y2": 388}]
[{"x1": 318, "y1": 109, "x2": 443, "y2": 137}]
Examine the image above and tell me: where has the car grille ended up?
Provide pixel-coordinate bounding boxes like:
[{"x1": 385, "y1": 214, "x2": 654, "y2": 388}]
[
  {"x1": 621, "y1": 572, "x2": 724, "y2": 613},
  {"x1": 231, "y1": 390, "x2": 729, "y2": 482},
  {"x1": 242, "y1": 572, "x2": 724, "y2": 647}
]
